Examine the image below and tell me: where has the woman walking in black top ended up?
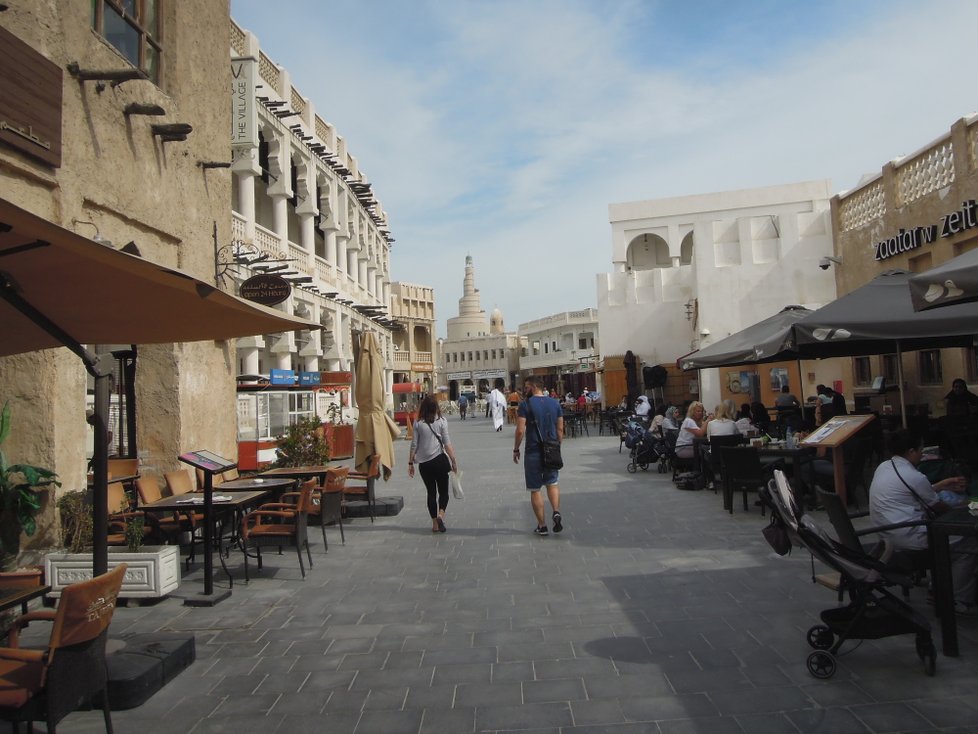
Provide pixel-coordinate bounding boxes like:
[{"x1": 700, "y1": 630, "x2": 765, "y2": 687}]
[{"x1": 408, "y1": 395, "x2": 459, "y2": 532}]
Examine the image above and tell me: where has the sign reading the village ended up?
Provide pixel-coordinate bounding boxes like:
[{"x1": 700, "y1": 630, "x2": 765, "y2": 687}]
[
  {"x1": 240, "y1": 274, "x2": 291, "y2": 305},
  {"x1": 230, "y1": 56, "x2": 258, "y2": 148},
  {"x1": 874, "y1": 200, "x2": 978, "y2": 261}
]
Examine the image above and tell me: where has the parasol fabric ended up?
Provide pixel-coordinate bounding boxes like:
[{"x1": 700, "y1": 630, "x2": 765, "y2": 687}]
[
  {"x1": 680, "y1": 306, "x2": 812, "y2": 371},
  {"x1": 353, "y1": 331, "x2": 400, "y2": 480},
  {"x1": 908, "y1": 246, "x2": 978, "y2": 311}
]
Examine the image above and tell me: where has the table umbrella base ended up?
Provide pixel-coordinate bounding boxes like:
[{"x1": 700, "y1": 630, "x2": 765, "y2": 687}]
[{"x1": 183, "y1": 589, "x2": 232, "y2": 607}]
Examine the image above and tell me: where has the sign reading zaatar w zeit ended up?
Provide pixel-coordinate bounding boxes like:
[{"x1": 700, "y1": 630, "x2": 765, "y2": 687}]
[{"x1": 240, "y1": 274, "x2": 291, "y2": 306}]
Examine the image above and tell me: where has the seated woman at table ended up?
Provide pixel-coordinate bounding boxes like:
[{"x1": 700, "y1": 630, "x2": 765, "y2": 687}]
[
  {"x1": 706, "y1": 400, "x2": 739, "y2": 438},
  {"x1": 945, "y1": 378, "x2": 978, "y2": 418},
  {"x1": 661, "y1": 405, "x2": 680, "y2": 433},
  {"x1": 675, "y1": 402, "x2": 709, "y2": 459},
  {"x1": 735, "y1": 402, "x2": 754, "y2": 434},
  {"x1": 649, "y1": 404, "x2": 668, "y2": 437},
  {"x1": 750, "y1": 401, "x2": 772, "y2": 436},
  {"x1": 869, "y1": 429, "x2": 977, "y2": 614}
]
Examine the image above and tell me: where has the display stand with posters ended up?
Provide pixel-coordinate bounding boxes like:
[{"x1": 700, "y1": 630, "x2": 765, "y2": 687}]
[
  {"x1": 801, "y1": 414, "x2": 876, "y2": 506},
  {"x1": 177, "y1": 450, "x2": 237, "y2": 606}
]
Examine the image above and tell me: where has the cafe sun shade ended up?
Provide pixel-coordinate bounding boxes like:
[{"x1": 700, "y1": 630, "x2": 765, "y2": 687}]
[
  {"x1": 0, "y1": 197, "x2": 318, "y2": 576},
  {"x1": 792, "y1": 269, "x2": 978, "y2": 358},
  {"x1": 908, "y1": 246, "x2": 978, "y2": 311},
  {"x1": 679, "y1": 306, "x2": 812, "y2": 371},
  {"x1": 0, "y1": 198, "x2": 316, "y2": 355}
]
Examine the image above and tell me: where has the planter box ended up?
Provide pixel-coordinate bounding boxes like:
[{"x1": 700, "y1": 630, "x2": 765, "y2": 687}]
[
  {"x1": 325, "y1": 423, "x2": 355, "y2": 459},
  {"x1": 44, "y1": 545, "x2": 180, "y2": 599}
]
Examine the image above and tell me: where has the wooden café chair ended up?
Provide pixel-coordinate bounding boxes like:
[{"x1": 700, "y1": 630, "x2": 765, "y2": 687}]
[
  {"x1": 135, "y1": 476, "x2": 201, "y2": 568},
  {"x1": 163, "y1": 469, "x2": 196, "y2": 496},
  {"x1": 0, "y1": 564, "x2": 127, "y2": 733},
  {"x1": 240, "y1": 480, "x2": 315, "y2": 581}
]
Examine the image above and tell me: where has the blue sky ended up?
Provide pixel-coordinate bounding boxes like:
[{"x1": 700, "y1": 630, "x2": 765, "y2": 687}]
[{"x1": 231, "y1": 0, "x2": 978, "y2": 334}]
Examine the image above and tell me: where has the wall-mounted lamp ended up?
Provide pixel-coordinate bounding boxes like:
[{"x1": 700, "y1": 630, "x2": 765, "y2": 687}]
[{"x1": 71, "y1": 219, "x2": 112, "y2": 247}]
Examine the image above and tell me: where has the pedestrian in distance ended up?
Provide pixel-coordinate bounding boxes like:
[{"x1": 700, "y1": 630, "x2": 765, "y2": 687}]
[
  {"x1": 513, "y1": 376, "x2": 564, "y2": 536},
  {"x1": 457, "y1": 392, "x2": 468, "y2": 420},
  {"x1": 408, "y1": 395, "x2": 458, "y2": 533},
  {"x1": 489, "y1": 377, "x2": 507, "y2": 432}
]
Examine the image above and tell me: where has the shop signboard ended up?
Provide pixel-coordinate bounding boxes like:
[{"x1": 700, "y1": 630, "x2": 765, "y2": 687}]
[
  {"x1": 240, "y1": 273, "x2": 291, "y2": 306},
  {"x1": 270, "y1": 369, "x2": 295, "y2": 385},
  {"x1": 298, "y1": 371, "x2": 320, "y2": 385}
]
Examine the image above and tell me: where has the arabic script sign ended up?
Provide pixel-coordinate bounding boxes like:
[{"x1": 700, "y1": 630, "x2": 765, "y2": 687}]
[{"x1": 240, "y1": 274, "x2": 291, "y2": 306}]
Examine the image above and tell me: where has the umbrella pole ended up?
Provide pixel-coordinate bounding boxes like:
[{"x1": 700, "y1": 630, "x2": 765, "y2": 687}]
[
  {"x1": 897, "y1": 342, "x2": 907, "y2": 430},
  {"x1": 0, "y1": 277, "x2": 113, "y2": 575}
]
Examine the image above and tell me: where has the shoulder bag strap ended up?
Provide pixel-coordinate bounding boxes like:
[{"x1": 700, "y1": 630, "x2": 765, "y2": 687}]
[
  {"x1": 890, "y1": 459, "x2": 937, "y2": 520},
  {"x1": 427, "y1": 421, "x2": 447, "y2": 455},
  {"x1": 524, "y1": 398, "x2": 547, "y2": 447}
]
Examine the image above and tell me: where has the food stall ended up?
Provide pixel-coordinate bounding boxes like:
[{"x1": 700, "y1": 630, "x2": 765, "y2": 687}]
[{"x1": 393, "y1": 382, "x2": 424, "y2": 438}]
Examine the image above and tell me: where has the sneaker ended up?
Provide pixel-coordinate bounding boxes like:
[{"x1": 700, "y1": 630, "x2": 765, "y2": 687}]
[
  {"x1": 533, "y1": 525, "x2": 549, "y2": 536},
  {"x1": 955, "y1": 601, "x2": 978, "y2": 617},
  {"x1": 552, "y1": 512, "x2": 563, "y2": 533}
]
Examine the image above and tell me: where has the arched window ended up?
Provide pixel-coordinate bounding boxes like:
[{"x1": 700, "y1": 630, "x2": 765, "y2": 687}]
[
  {"x1": 627, "y1": 233, "x2": 670, "y2": 270},
  {"x1": 679, "y1": 231, "x2": 694, "y2": 265}
]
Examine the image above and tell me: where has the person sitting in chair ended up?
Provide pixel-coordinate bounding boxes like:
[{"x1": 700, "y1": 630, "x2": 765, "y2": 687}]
[{"x1": 869, "y1": 429, "x2": 977, "y2": 615}]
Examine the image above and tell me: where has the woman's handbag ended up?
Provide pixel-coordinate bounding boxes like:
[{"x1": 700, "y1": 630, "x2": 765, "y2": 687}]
[
  {"x1": 525, "y1": 399, "x2": 564, "y2": 470},
  {"x1": 451, "y1": 469, "x2": 464, "y2": 499}
]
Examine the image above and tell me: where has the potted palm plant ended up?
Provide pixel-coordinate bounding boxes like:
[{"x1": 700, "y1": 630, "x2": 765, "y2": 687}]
[{"x1": 0, "y1": 402, "x2": 60, "y2": 582}]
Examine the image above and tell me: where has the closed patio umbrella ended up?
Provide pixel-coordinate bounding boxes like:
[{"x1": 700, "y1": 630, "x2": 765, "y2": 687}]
[
  {"x1": 908, "y1": 246, "x2": 978, "y2": 311},
  {"x1": 680, "y1": 306, "x2": 812, "y2": 370},
  {"x1": 0, "y1": 198, "x2": 317, "y2": 577},
  {"x1": 353, "y1": 331, "x2": 400, "y2": 479}
]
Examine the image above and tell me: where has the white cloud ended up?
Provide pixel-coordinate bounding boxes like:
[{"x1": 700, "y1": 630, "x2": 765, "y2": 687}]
[{"x1": 232, "y1": 0, "x2": 978, "y2": 332}]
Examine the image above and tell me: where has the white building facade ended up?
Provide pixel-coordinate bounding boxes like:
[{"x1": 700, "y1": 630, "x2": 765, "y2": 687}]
[
  {"x1": 598, "y1": 180, "x2": 839, "y2": 410},
  {"x1": 518, "y1": 310, "x2": 599, "y2": 396},
  {"x1": 229, "y1": 21, "x2": 394, "y2": 396}
]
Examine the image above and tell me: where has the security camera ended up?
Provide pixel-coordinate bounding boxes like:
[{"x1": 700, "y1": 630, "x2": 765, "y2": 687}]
[
  {"x1": 819, "y1": 255, "x2": 842, "y2": 270},
  {"x1": 699, "y1": 327, "x2": 711, "y2": 337}
]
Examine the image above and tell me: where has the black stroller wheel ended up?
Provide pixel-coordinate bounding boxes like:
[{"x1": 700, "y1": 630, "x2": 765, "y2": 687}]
[
  {"x1": 627, "y1": 462, "x2": 637, "y2": 473},
  {"x1": 806, "y1": 650, "x2": 836, "y2": 679},
  {"x1": 806, "y1": 625, "x2": 834, "y2": 650}
]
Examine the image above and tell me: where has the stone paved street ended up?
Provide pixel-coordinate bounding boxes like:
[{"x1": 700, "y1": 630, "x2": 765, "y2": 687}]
[{"x1": 43, "y1": 413, "x2": 978, "y2": 733}]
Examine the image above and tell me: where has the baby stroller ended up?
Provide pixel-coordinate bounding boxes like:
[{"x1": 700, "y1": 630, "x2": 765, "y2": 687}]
[
  {"x1": 625, "y1": 423, "x2": 664, "y2": 473},
  {"x1": 762, "y1": 471, "x2": 937, "y2": 679}
]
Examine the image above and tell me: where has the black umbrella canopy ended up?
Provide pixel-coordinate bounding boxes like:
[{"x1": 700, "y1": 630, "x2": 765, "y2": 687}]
[
  {"x1": 680, "y1": 306, "x2": 812, "y2": 371},
  {"x1": 793, "y1": 269, "x2": 978, "y2": 358},
  {"x1": 908, "y1": 247, "x2": 978, "y2": 311}
]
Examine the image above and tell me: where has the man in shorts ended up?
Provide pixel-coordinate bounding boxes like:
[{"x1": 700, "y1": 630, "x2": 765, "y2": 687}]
[{"x1": 513, "y1": 376, "x2": 564, "y2": 536}]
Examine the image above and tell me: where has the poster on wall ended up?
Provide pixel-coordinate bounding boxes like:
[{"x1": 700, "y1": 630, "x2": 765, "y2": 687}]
[{"x1": 769, "y1": 367, "x2": 789, "y2": 391}]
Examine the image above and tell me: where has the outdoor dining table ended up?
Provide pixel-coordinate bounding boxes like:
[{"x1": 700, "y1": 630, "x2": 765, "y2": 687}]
[
  {"x1": 0, "y1": 584, "x2": 51, "y2": 615},
  {"x1": 929, "y1": 507, "x2": 978, "y2": 657},
  {"x1": 258, "y1": 465, "x2": 336, "y2": 486},
  {"x1": 138, "y1": 488, "x2": 275, "y2": 601}
]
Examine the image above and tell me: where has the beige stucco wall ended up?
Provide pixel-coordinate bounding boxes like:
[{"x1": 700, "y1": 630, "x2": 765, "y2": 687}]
[
  {"x1": 0, "y1": 1, "x2": 235, "y2": 547},
  {"x1": 831, "y1": 115, "x2": 978, "y2": 413}
]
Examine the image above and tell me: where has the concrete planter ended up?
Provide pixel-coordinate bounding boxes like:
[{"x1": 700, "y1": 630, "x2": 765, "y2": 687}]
[{"x1": 44, "y1": 545, "x2": 180, "y2": 598}]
